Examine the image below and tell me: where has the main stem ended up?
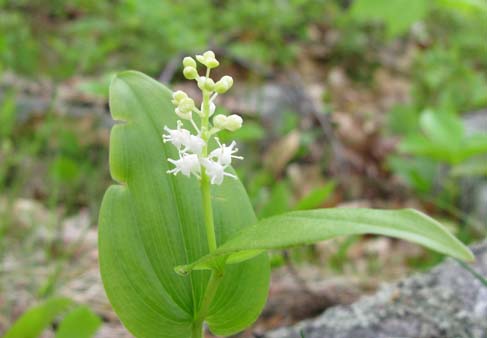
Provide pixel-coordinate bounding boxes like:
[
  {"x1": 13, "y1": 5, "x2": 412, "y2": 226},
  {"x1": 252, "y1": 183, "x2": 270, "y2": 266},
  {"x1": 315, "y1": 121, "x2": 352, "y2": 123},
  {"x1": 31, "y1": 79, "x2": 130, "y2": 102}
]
[
  {"x1": 200, "y1": 87, "x2": 217, "y2": 253},
  {"x1": 192, "y1": 69, "x2": 222, "y2": 338}
]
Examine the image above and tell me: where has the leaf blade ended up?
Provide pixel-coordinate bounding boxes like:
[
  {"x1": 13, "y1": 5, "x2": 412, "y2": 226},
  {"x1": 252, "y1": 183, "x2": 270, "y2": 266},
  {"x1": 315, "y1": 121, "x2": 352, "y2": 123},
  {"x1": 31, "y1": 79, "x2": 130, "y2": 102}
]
[
  {"x1": 55, "y1": 306, "x2": 102, "y2": 338},
  {"x1": 179, "y1": 208, "x2": 474, "y2": 273},
  {"x1": 4, "y1": 298, "x2": 73, "y2": 338}
]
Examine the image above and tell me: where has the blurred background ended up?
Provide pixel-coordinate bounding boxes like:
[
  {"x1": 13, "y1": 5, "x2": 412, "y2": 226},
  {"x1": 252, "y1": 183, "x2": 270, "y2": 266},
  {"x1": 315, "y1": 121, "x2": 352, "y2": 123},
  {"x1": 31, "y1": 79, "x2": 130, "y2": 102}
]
[{"x1": 0, "y1": 0, "x2": 486, "y2": 337}]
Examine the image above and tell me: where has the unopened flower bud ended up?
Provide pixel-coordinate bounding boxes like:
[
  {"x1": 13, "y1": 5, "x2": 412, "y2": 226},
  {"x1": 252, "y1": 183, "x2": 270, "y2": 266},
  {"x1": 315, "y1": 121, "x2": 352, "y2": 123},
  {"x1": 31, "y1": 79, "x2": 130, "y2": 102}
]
[
  {"x1": 225, "y1": 115, "x2": 243, "y2": 131},
  {"x1": 197, "y1": 76, "x2": 215, "y2": 92},
  {"x1": 175, "y1": 107, "x2": 192, "y2": 120},
  {"x1": 183, "y1": 66, "x2": 198, "y2": 80},
  {"x1": 196, "y1": 50, "x2": 220, "y2": 69},
  {"x1": 182, "y1": 56, "x2": 196, "y2": 68},
  {"x1": 213, "y1": 114, "x2": 227, "y2": 129},
  {"x1": 178, "y1": 97, "x2": 195, "y2": 113},
  {"x1": 172, "y1": 90, "x2": 188, "y2": 105},
  {"x1": 214, "y1": 75, "x2": 234, "y2": 94}
]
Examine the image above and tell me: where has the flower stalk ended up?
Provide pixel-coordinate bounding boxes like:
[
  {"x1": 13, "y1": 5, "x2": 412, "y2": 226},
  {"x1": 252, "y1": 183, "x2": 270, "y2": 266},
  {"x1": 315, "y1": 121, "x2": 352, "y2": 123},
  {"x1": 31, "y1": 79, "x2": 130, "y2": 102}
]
[
  {"x1": 162, "y1": 50, "x2": 242, "y2": 337},
  {"x1": 200, "y1": 86, "x2": 217, "y2": 252}
]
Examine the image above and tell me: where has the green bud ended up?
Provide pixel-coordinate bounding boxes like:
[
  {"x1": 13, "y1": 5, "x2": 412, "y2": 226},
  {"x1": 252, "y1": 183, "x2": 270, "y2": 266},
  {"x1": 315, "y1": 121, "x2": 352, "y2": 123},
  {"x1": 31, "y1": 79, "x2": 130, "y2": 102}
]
[
  {"x1": 213, "y1": 114, "x2": 227, "y2": 129},
  {"x1": 175, "y1": 107, "x2": 192, "y2": 120},
  {"x1": 172, "y1": 90, "x2": 188, "y2": 105},
  {"x1": 197, "y1": 76, "x2": 215, "y2": 92},
  {"x1": 182, "y1": 56, "x2": 196, "y2": 68},
  {"x1": 183, "y1": 66, "x2": 198, "y2": 80},
  {"x1": 225, "y1": 114, "x2": 243, "y2": 131},
  {"x1": 206, "y1": 58, "x2": 220, "y2": 69},
  {"x1": 214, "y1": 75, "x2": 234, "y2": 94},
  {"x1": 178, "y1": 97, "x2": 195, "y2": 113},
  {"x1": 196, "y1": 50, "x2": 220, "y2": 69}
]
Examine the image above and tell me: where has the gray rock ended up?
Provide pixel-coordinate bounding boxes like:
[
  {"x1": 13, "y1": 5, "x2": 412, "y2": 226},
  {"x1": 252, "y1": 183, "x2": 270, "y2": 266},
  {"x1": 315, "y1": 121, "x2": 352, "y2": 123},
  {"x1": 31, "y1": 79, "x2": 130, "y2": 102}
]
[
  {"x1": 262, "y1": 241, "x2": 487, "y2": 338},
  {"x1": 461, "y1": 109, "x2": 487, "y2": 231}
]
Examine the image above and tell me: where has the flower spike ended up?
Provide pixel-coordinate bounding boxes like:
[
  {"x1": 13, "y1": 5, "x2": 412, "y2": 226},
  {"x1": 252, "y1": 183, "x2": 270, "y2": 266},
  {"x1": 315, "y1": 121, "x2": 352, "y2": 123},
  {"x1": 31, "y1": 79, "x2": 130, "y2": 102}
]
[{"x1": 162, "y1": 50, "x2": 243, "y2": 185}]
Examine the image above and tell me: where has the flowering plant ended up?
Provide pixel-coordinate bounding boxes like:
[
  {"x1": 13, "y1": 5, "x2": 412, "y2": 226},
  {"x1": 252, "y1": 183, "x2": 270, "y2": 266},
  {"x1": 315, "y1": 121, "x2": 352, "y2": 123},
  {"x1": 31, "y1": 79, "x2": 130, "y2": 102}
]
[{"x1": 99, "y1": 51, "x2": 474, "y2": 338}]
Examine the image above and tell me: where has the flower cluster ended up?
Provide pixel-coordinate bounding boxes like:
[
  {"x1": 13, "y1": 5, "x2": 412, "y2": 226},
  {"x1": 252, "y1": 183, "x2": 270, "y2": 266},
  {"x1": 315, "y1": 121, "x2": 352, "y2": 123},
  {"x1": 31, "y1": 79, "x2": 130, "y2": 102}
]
[{"x1": 163, "y1": 51, "x2": 243, "y2": 185}]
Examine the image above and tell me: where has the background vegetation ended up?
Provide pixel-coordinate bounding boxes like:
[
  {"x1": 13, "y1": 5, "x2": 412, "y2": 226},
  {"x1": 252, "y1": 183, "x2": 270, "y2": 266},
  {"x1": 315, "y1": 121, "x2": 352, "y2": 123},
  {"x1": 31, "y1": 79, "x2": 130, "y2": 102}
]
[{"x1": 1, "y1": 0, "x2": 486, "y2": 336}]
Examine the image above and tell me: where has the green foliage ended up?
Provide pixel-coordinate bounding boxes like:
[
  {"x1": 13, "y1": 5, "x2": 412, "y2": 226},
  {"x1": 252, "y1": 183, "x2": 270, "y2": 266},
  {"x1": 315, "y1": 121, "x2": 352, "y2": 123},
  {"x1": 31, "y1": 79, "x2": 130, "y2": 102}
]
[
  {"x1": 4, "y1": 297, "x2": 101, "y2": 338},
  {"x1": 99, "y1": 71, "x2": 269, "y2": 338},
  {"x1": 399, "y1": 110, "x2": 487, "y2": 165},
  {"x1": 178, "y1": 208, "x2": 473, "y2": 274},
  {"x1": 349, "y1": 0, "x2": 430, "y2": 37},
  {"x1": 259, "y1": 181, "x2": 291, "y2": 218},
  {"x1": 100, "y1": 71, "x2": 473, "y2": 337},
  {"x1": 55, "y1": 306, "x2": 102, "y2": 338},
  {"x1": 295, "y1": 181, "x2": 335, "y2": 210},
  {"x1": 0, "y1": 0, "x2": 329, "y2": 78},
  {"x1": 4, "y1": 298, "x2": 72, "y2": 338},
  {"x1": 411, "y1": 47, "x2": 487, "y2": 112}
]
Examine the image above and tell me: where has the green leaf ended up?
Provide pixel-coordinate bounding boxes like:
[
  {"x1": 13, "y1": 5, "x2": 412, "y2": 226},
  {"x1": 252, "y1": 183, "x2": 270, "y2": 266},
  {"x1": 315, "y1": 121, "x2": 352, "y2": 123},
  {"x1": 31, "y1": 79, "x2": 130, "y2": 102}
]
[
  {"x1": 98, "y1": 71, "x2": 270, "y2": 338},
  {"x1": 419, "y1": 110, "x2": 463, "y2": 146},
  {"x1": 399, "y1": 110, "x2": 487, "y2": 164},
  {"x1": 178, "y1": 208, "x2": 474, "y2": 273},
  {"x1": 259, "y1": 181, "x2": 290, "y2": 218},
  {"x1": 55, "y1": 306, "x2": 101, "y2": 338},
  {"x1": 437, "y1": 0, "x2": 487, "y2": 13},
  {"x1": 349, "y1": 0, "x2": 430, "y2": 37},
  {"x1": 4, "y1": 297, "x2": 73, "y2": 338},
  {"x1": 295, "y1": 182, "x2": 335, "y2": 210}
]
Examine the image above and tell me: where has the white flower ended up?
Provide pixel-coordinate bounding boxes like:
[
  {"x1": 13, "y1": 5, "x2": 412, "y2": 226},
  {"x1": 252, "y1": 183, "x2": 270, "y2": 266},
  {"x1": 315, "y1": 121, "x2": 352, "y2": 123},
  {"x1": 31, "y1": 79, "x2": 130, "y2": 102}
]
[
  {"x1": 162, "y1": 53, "x2": 242, "y2": 185},
  {"x1": 167, "y1": 154, "x2": 200, "y2": 177},
  {"x1": 209, "y1": 140, "x2": 243, "y2": 166},
  {"x1": 201, "y1": 158, "x2": 236, "y2": 185},
  {"x1": 163, "y1": 121, "x2": 205, "y2": 155},
  {"x1": 162, "y1": 121, "x2": 191, "y2": 150},
  {"x1": 184, "y1": 134, "x2": 205, "y2": 155}
]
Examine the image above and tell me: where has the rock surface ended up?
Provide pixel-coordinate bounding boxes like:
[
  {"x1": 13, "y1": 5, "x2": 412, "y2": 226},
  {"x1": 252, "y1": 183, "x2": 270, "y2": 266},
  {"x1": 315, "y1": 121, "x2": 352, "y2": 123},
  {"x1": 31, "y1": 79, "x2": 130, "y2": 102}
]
[{"x1": 262, "y1": 241, "x2": 487, "y2": 338}]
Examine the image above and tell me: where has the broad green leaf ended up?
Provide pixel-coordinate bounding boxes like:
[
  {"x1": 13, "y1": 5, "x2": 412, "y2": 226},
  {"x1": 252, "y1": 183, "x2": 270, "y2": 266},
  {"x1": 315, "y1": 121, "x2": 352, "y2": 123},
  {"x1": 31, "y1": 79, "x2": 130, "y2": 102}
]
[
  {"x1": 55, "y1": 306, "x2": 101, "y2": 338},
  {"x1": 99, "y1": 71, "x2": 270, "y2": 338},
  {"x1": 349, "y1": 0, "x2": 430, "y2": 37},
  {"x1": 178, "y1": 208, "x2": 474, "y2": 273},
  {"x1": 4, "y1": 297, "x2": 73, "y2": 338}
]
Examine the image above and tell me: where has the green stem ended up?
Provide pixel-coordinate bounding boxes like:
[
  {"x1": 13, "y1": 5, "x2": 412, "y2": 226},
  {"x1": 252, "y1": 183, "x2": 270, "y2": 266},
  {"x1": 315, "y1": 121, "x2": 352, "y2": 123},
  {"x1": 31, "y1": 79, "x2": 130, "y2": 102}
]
[
  {"x1": 192, "y1": 69, "x2": 222, "y2": 338},
  {"x1": 201, "y1": 173, "x2": 217, "y2": 252},
  {"x1": 192, "y1": 270, "x2": 224, "y2": 338},
  {"x1": 200, "y1": 87, "x2": 217, "y2": 253},
  {"x1": 191, "y1": 321, "x2": 203, "y2": 338}
]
